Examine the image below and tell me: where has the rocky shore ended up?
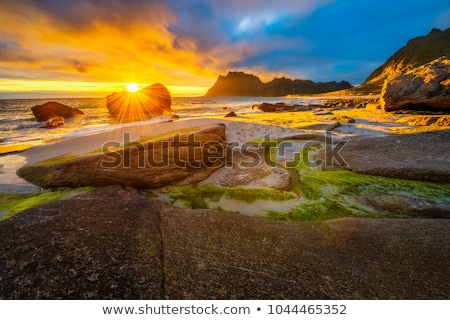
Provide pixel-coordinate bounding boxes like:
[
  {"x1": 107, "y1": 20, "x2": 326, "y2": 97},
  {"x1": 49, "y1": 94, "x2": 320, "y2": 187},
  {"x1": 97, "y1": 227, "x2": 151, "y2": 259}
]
[
  {"x1": 2, "y1": 69, "x2": 450, "y2": 299},
  {"x1": 1, "y1": 186, "x2": 449, "y2": 299}
]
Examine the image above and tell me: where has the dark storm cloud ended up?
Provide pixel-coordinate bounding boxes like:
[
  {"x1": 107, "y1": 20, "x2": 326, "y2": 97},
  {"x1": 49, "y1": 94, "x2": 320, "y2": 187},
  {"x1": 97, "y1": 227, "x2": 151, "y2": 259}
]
[{"x1": 165, "y1": 0, "x2": 450, "y2": 83}]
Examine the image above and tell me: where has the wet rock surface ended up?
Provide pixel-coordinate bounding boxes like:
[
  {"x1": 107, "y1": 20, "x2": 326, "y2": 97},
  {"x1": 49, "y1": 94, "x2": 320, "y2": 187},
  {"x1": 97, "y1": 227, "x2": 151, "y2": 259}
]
[{"x1": 0, "y1": 186, "x2": 449, "y2": 299}]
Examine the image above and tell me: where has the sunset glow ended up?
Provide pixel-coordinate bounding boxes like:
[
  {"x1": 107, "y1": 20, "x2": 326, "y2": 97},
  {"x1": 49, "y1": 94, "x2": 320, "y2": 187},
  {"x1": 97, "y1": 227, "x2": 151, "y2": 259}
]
[
  {"x1": 126, "y1": 84, "x2": 140, "y2": 92},
  {"x1": 0, "y1": 1, "x2": 447, "y2": 98},
  {"x1": 0, "y1": 79, "x2": 209, "y2": 98}
]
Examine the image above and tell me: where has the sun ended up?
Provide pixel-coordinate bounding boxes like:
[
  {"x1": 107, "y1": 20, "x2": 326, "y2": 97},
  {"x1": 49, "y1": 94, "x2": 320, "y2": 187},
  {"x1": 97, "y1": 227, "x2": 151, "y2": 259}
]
[{"x1": 126, "y1": 83, "x2": 139, "y2": 92}]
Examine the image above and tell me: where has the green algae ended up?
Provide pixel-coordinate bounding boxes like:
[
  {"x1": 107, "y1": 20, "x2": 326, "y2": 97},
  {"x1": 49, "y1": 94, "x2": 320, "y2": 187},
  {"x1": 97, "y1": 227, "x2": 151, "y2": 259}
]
[
  {"x1": 159, "y1": 139, "x2": 450, "y2": 221},
  {"x1": 0, "y1": 187, "x2": 93, "y2": 221},
  {"x1": 265, "y1": 141, "x2": 450, "y2": 221},
  {"x1": 164, "y1": 184, "x2": 295, "y2": 209}
]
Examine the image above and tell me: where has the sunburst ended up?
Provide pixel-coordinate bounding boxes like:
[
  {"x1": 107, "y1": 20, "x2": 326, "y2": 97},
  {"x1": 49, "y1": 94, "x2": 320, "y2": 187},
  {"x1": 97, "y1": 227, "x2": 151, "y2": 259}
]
[{"x1": 126, "y1": 83, "x2": 139, "y2": 92}]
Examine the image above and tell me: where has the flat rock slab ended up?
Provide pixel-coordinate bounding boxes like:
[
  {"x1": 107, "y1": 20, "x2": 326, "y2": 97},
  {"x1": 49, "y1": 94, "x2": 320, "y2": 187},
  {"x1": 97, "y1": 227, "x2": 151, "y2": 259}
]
[
  {"x1": 1, "y1": 186, "x2": 449, "y2": 299},
  {"x1": 320, "y1": 130, "x2": 450, "y2": 182},
  {"x1": 161, "y1": 205, "x2": 450, "y2": 299},
  {"x1": 0, "y1": 186, "x2": 163, "y2": 299}
]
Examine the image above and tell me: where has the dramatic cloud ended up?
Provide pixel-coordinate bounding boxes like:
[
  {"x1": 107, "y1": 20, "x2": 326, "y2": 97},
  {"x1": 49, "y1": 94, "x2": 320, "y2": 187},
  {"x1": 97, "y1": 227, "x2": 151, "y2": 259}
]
[{"x1": 0, "y1": 0, "x2": 448, "y2": 96}]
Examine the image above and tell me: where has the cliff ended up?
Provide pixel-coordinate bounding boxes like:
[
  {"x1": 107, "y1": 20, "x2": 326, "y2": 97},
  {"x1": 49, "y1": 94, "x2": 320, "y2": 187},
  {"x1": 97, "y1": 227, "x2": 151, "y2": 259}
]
[
  {"x1": 351, "y1": 28, "x2": 450, "y2": 95},
  {"x1": 205, "y1": 71, "x2": 352, "y2": 97}
]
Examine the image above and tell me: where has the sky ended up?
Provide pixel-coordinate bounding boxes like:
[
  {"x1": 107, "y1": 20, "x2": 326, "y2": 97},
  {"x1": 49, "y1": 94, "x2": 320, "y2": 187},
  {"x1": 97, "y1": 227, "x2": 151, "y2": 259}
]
[{"x1": 0, "y1": 0, "x2": 449, "y2": 98}]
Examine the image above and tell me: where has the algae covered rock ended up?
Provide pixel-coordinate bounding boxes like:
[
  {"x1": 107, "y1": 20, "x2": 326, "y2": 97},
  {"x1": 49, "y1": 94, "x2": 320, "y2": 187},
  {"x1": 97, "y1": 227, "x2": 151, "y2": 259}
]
[{"x1": 17, "y1": 124, "x2": 226, "y2": 189}]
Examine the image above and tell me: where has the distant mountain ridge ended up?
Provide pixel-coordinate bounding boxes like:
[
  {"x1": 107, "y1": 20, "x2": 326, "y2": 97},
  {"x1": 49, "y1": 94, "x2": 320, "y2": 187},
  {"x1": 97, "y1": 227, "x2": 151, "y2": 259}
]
[
  {"x1": 205, "y1": 71, "x2": 352, "y2": 97},
  {"x1": 352, "y1": 28, "x2": 450, "y2": 95}
]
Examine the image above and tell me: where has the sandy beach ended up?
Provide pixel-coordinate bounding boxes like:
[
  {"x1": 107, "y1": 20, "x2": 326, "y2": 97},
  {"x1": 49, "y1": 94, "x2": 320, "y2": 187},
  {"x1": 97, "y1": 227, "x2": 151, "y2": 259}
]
[{"x1": 16, "y1": 106, "x2": 417, "y2": 166}]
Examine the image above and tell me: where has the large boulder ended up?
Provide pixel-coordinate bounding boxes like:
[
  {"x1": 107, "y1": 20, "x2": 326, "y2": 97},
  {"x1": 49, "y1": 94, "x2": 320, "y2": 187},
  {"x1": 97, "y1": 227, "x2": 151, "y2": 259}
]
[
  {"x1": 251, "y1": 102, "x2": 309, "y2": 112},
  {"x1": 32, "y1": 101, "x2": 84, "y2": 121},
  {"x1": 381, "y1": 57, "x2": 450, "y2": 112},
  {"x1": 319, "y1": 130, "x2": 450, "y2": 183},
  {"x1": 106, "y1": 83, "x2": 172, "y2": 122},
  {"x1": 17, "y1": 124, "x2": 226, "y2": 189}
]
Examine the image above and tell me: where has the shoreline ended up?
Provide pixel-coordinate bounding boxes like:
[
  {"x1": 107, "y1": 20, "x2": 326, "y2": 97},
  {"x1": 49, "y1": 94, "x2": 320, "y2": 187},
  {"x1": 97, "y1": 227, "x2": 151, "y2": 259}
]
[
  {"x1": 1, "y1": 101, "x2": 450, "y2": 195},
  {"x1": 0, "y1": 95, "x2": 378, "y2": 156},
  {"x1": 1, "y1": 107, "x2": 450, "y2": 225}
]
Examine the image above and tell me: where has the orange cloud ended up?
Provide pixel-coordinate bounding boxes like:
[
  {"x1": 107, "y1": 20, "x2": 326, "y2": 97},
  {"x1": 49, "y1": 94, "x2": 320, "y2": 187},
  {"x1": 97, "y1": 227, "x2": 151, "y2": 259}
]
[
  {"x1": 0, "y1": 0, "x2": 337, "y2": 97},
  {"x1": 0, "y1": 0, "x2": 220, "y2": 96}
]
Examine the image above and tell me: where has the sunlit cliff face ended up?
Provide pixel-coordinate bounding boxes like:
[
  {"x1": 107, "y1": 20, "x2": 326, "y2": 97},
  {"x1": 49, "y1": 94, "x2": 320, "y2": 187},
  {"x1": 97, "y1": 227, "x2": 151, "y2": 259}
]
[{"x1": 106, "y1": 83, "x2": 172, "y2": 123}]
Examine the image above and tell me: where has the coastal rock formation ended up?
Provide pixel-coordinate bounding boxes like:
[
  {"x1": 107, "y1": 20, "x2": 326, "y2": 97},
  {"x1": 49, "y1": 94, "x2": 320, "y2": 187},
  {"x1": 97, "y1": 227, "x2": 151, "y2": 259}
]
[
  {"x1": 319, "y1": 130, "x2": 450, "y2": 183},
  {"x1": 205, "y1": 71, "x2": 352, "y2": 97},
  {"x1": 329, "y1": 115, "x2": 355, "y2": 123},
  {"x1": 207, "y1": 72, "x2": 265, "y2": 96},
  {"x1": 381, "y1": 57, "x2": 450, "y2": 111},
  {"x1": 295, "y1": 121, "x2": 341, "y2": 131},
  {"x1": 397, "y1": 115, "x2": 450, "y2": 126},
  {"x1": 17, "y1": 124, "x2": 226, "y2": 189},
  {"x1": 106, "y1": 83, "x2": 172, "y2": 122},
  {"x1": 32, "y1": 101, "x2": 84, "y2": 121},
  {"x1": 350, "y1": 28, "x2": 450, "y2": 95},
  {"x1": 251, "y1": 102, "x2": 309, "y2": 112},
  {"x1": 41, "y1": 116, "x2": 65, "y2": 129},
  {"x1": 0, "y1": 186, "x2": 449, "y2": 299},
  {"x1": 224, "y1": 111, "x2": 237, "y2": 117},
  {"x1": 201, "y1": 146, "x2": 292, "y2": 190}
]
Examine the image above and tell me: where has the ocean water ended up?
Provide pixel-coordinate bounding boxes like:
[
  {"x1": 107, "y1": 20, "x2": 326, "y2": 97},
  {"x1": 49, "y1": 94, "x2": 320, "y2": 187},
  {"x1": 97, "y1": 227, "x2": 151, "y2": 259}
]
[{"x1": 0, "y1": 96, "x2": 317, "y2": 149}]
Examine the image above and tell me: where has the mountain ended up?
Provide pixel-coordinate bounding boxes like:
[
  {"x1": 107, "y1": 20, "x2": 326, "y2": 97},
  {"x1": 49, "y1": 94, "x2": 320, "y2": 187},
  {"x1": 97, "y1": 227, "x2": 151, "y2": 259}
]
[
  {"x1": 351, "y1": 28, "x2": 450, "y2": 95},
  {"x1": 205, "y1": 71, "x2": 352, "y2": 97}
]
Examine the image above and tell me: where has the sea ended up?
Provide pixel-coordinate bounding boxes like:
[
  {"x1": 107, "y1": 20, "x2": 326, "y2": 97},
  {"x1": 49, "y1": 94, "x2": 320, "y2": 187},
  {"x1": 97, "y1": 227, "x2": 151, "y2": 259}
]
[
  {"x1": 0, "y1": 96, "x2": 324, "y2": 150},
  {"x1": 0, "y1": 96, "x2": 320, "y2": 193}
]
